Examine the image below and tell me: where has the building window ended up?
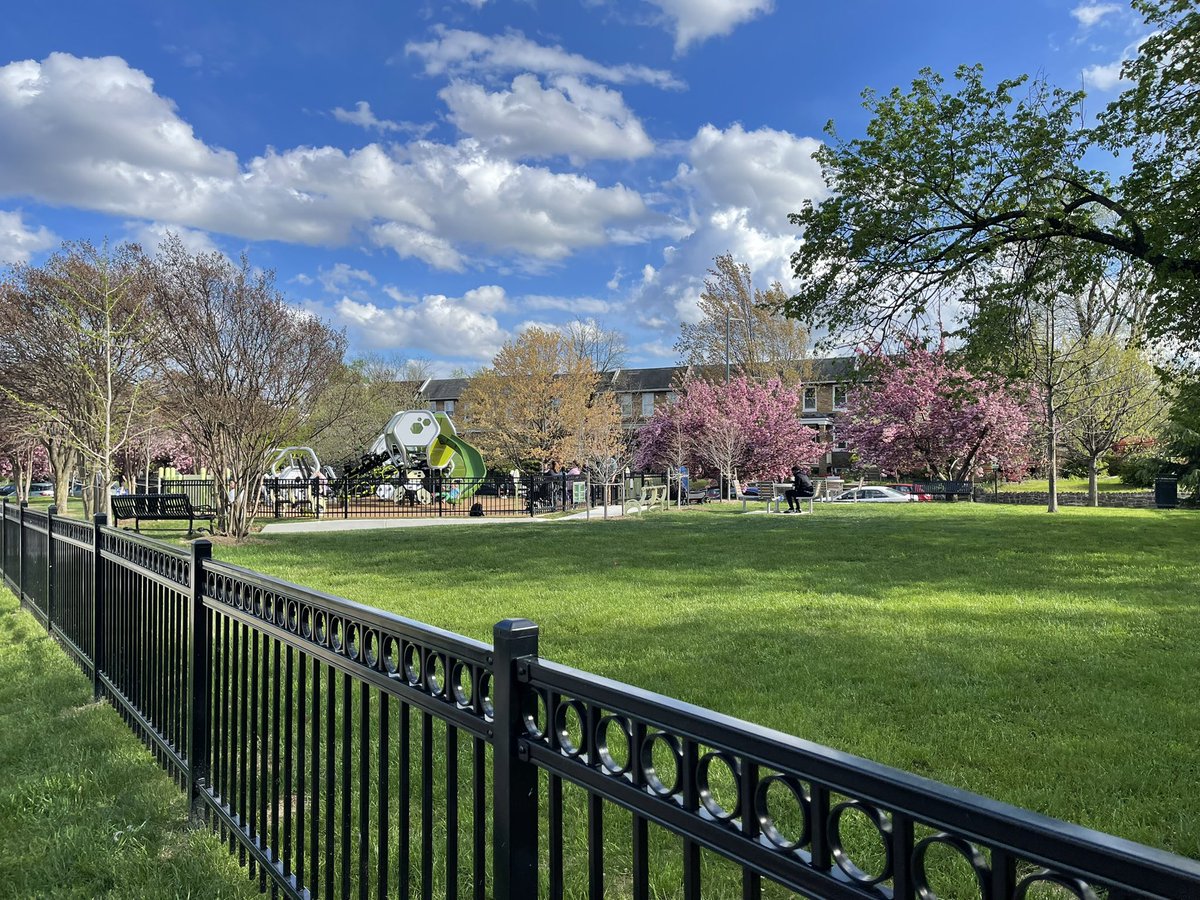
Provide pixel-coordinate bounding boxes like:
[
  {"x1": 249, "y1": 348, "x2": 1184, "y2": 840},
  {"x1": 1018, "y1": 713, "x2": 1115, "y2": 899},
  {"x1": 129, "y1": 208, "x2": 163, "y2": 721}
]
[
  {"x1": 803, "y1": 386, "x2": 817, "y2": 411},
  {"x1": 444, "y1": 399, "x2": 455, "y2": 415},
  {"x1": 666, "y1": 391, "x2": 678, "y2": 404},
  {"x1": 641, "y1": 393, "x2": 654, "y2": 417},
  {"x1": 620, "y1": 393, "x2": 633, "y2": 418},
  {"x1": 833, "y1": 384, "x2": 848, "y2": 409}
]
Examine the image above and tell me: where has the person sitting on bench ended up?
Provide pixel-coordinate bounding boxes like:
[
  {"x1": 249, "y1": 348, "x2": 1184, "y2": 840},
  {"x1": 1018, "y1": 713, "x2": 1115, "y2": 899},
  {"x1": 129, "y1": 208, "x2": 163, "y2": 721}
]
[{"x1": 785, "y1": 465, "x2": 814, "y2": 513}]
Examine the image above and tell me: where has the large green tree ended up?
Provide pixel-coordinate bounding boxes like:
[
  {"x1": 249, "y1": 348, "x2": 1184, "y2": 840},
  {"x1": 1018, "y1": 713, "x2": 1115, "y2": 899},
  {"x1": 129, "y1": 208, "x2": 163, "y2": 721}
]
[{"x1": 787, "y1": 0, "x2": 1200, "y2": 349}]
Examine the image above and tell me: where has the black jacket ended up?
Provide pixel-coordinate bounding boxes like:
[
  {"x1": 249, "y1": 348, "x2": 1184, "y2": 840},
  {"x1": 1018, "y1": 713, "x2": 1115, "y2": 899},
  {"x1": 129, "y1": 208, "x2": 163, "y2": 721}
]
[{"x1": 793, "y1": 470, "x2": 814, "y2": 497}]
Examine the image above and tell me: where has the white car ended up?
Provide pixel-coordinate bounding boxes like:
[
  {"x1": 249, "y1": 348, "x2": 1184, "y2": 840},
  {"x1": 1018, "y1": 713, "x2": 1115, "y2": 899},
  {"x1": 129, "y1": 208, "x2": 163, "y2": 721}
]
[{"x1": 829, "y1": 486, "x2": 915, "y2": 503}]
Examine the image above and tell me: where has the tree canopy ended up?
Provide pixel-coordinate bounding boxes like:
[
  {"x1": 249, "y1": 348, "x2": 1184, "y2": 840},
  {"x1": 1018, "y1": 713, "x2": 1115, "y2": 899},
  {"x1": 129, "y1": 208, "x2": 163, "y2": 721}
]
[
  {"x1": 676, "y1": 253, "x2": 809, "y2": 383},
  {"x1": 787, "y1": 0, "x2": 1200, "y2": 350},
  {"x1": 841, "y1": 345, "x2": 1034, "y2": 482}
]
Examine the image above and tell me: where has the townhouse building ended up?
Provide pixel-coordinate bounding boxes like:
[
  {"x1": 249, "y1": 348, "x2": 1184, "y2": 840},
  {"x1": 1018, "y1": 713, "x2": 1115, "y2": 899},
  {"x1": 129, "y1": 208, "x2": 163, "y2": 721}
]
[{"x1": 414, "y1": 357, "x2": 858, "y2": 474}]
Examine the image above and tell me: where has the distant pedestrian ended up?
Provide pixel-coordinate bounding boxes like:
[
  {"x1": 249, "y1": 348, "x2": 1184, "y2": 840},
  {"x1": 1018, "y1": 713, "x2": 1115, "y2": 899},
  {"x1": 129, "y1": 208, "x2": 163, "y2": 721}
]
[{"x1": 785, "y1": 466, "x2": 814, "y2": 513}]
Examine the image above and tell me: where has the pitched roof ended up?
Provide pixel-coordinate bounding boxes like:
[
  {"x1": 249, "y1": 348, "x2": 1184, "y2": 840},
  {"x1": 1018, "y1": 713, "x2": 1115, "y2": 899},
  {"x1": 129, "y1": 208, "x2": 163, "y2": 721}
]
[{"x1": 415, "y1": 356, "x2": 857, "y2": 401}]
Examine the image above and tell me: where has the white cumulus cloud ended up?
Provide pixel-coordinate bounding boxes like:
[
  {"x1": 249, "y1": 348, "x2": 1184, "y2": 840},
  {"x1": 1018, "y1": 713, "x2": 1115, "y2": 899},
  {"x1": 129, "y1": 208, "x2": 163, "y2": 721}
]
[
  {"x1": 0, "y1": 209, "x2": 56, "y2": 265},
  {"x1": 405, "y1": 27, "x2": 683, "y2": 88},
  {"x1": 0, "y1": 53, "x2": 658, "y2": 271},
  {"x1": 440, "y1": 74, "x2": 654, "y2": 161},
  {"x1": 1071, "y1": 3, "x2": 1121, "y2": 28},
  {"x1": 324, "y1": 285, "x2": 510, "y2": 360},
  {"x1": 332, "y1": 100, "x2": 426, "y2": 135},
  {"x1": 633, "y1": 123, "x2": 826, "y2": 327},
  {"x1": 644, "y1": 0, "x2": 775, "y2": 53}
]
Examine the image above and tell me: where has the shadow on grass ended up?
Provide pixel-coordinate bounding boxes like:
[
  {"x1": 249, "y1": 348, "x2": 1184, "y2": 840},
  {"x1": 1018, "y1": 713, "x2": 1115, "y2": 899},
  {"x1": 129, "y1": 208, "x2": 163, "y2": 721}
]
[{"x1": 0, "y1": 589, "x2": 256, "y2": 899}]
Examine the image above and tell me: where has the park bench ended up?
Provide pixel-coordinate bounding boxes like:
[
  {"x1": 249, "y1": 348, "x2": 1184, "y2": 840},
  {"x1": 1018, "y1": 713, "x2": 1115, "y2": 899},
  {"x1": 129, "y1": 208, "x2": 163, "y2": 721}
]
[
  {"x1": 111, "y1": 493, "x2": 216, "y2": 535},
  {"x1": 737, "y1": 481, "x2": 814, "y2": 514},
  {"x1": 624, "y1": 483, "x2": 668, "y2": 515},
  {"x1": 915, "y1": 480, "x2": 974, "y2": 501},
  {"x1": 736, "y1": 481, "x2": 784, "y2": 513}
]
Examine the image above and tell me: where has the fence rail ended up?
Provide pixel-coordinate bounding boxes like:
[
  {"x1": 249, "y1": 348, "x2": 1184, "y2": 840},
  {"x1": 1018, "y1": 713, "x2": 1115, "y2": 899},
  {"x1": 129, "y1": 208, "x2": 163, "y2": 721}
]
[{"x1": 1, "y1": 496, "x2": 1198, "y2": 898}]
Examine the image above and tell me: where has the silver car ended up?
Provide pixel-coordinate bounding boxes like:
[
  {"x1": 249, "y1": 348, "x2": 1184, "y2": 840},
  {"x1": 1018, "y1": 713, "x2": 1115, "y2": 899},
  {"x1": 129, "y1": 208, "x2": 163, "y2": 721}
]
[{"x1": 829, "y1": 486, "x2": 915, "y2": 503}]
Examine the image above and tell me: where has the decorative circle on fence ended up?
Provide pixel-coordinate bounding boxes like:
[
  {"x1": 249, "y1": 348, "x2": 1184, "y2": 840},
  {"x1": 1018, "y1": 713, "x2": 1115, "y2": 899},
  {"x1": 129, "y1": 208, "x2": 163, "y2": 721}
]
[
  {"x1": 553, "y1": 698, "x2": 587, "y2": 758},
  {"x1": 426, "y1": 651, "x2": 445, "y2": 697},
  {"x1": 595, "y1": 715, "x2": 633, "y2": 775},
  {"x1": 382, "y1": 635, "x2": 400, "y2": 675},
  {"x1": 697, "y1": 751, "x2": 741, "y2": 822},
  {"x1": 363, "y1": 628, "x2": 379, "y2": 668},
  {"x1": 912, "y1": 833, "x2": 989, "y2": 900},
  {"x1": 1014, "y1": 873, "x2": 1099, "y2": 900},
  {"x1": 640, "y1": 732, "x2": 683, "y2": 798},
  {"x1": 478, "y1": 671, "x2": 494, "y2": 720},
  {"x1": 403, "y1": 641, "x2": 423, "y2": 684},
  {"x1": 522, "y1": 689, "x2": 546, "y2": 738},
  {"x1": 452, "y1": 661, "x2": 473, "y2": 707},
  {"x1": 828, "y1": 800, "x2": 894, "y2": 886},
  {"x1": 754, "y1": 774, "x2": 811, "y2": 851}
]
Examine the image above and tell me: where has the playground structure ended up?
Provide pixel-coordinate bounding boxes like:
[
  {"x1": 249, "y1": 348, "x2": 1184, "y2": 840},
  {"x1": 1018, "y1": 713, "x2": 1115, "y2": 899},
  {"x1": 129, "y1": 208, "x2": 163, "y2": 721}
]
[
  {"x1": 145, "y1": 410, "x2": 664, "y2": 520},
  {"x1": 262, "y1": 446, "x2": 335, "y2": 514}
]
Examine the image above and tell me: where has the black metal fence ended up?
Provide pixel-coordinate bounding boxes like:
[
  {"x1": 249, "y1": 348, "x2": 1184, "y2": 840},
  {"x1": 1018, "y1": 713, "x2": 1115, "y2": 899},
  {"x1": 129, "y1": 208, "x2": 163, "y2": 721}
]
[
  {"x1": 2, "y1": 497, "x2": 1198, "y2": 898},
  {"x1": 151, "y1": 473, "x2": 668, "y2": 521}
]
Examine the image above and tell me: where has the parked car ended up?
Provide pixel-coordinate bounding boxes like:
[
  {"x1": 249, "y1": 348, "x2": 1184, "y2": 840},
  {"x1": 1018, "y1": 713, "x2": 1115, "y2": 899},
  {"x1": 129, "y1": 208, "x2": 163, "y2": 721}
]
[
  {"x1": 885, "y1": 483, "x2": 934, "y2": 502},
  {"x1": 0, "y1": 484, "x2": 15, "y2": 497},
  {"x1": 829, "y1": 486, "x2": 914, "y2": 503},
  {"x1": 28, "y1": 482, "x2": 55, "y2": 497}
]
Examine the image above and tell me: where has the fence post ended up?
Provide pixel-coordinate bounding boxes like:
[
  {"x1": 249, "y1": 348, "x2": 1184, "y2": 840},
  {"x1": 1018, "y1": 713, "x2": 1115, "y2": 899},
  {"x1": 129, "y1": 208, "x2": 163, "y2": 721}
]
[
  {"x1": 18, "y1": 501, "x2": 26, "y2": 602},
  {"x1": 186, "y1": 539, "x2": 213, "y2": 811},
  {"x1": 46, "y1": 505, "x2": 56, "y2": 632},
  {"x1": 1, "y1": 499, "x2": 6, "y2": 583},
  {"x1": 492, "y1": 618, "x2": 540, "y2": 900},
  {"x1": 343, "y1": 481, "x2": 349, "y2": 519},
  {"x1": 91, "y1": 514, "x2": 106, "y2": 699},
  {"x1": 274, "y1": 480, "x2": 282, "y2": 520}
]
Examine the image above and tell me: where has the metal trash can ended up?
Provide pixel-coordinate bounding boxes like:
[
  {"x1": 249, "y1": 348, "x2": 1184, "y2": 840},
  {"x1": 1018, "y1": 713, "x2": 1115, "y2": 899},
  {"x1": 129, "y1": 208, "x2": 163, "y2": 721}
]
[{"x1": 1155, "y1": 476, "x2": 1178, "y2": 509}]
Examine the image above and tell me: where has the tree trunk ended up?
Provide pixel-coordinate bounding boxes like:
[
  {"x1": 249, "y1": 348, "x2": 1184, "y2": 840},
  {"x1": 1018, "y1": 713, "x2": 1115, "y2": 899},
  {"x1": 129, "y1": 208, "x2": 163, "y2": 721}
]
[
  {"x1": 1088, "y1": 455, "x2": 1099, "y2": 507},
  {"x1": 1046, "y1": 399, "x2": 1058, "y2": 513},
  {"x1": 45, "y1": 438, "x2": 74, "y2": 513}
]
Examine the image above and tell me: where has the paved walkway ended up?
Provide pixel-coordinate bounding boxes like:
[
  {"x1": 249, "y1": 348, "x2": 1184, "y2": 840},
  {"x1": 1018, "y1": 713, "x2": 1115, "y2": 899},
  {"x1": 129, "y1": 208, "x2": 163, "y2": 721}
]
[
  {"x1": 260, "y1": 516, "x2": 553, "y2": 534},
  {"x1": 260, "y1": 503, "x2": 645, "y2": 533}
]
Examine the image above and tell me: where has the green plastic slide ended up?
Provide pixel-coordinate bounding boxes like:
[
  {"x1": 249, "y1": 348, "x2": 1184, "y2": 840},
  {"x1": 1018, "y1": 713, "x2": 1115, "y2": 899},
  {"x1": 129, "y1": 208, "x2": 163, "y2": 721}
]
[{"x1": 432, "y1": 413, "x2": 488, "y2": 501}]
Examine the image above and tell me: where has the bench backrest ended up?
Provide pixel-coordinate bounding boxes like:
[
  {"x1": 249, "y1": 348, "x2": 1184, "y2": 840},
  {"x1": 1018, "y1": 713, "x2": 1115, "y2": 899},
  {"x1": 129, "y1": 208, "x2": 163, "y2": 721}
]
[{"x1": 111, "y1": 493, "x2": 194, "y2": 519}]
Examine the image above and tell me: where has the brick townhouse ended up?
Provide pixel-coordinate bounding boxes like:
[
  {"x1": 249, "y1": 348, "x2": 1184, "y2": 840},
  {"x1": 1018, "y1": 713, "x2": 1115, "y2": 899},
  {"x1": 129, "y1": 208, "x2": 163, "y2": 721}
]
[{"x1": 415, "y1": 358, "x2": 858, "y2": 474}]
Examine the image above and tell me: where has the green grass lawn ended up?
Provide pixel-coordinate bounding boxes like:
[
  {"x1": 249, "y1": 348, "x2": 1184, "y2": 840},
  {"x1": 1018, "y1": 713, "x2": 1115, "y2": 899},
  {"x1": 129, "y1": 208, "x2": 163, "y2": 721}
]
[
  {"x1": 998, "y1": 475, "x2": 1142, "y2": 493},
  {"x1": 214, "y1": 502, "x2": 1200, "y2": 865},
  {"x1": 0, "y1": 586, "x2": 255, "y2": 899}
]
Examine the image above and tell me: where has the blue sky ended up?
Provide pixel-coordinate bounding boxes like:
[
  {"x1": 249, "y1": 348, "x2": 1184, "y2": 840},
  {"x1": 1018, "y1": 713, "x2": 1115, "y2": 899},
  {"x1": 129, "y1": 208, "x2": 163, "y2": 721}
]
[{"x1": 0, "y1": 1, "x2": 1146, "y2": 373}]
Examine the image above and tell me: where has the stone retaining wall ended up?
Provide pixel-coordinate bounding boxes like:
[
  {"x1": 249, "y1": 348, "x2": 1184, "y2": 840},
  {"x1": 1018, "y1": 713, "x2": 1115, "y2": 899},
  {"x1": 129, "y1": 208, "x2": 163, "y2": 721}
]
[{"x1": 980, "y1": 490, "x2": 1155, "y2": 509}]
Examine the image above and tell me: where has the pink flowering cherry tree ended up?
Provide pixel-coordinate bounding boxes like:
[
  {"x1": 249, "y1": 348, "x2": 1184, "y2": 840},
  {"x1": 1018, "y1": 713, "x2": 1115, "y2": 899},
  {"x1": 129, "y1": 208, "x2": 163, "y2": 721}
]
[
  {"x1": 842, "y1": 345, "x2": 1033, "y2": 482},
  {"x1": 636, "y1": 375, "x2": 822, "y2": 492}
]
